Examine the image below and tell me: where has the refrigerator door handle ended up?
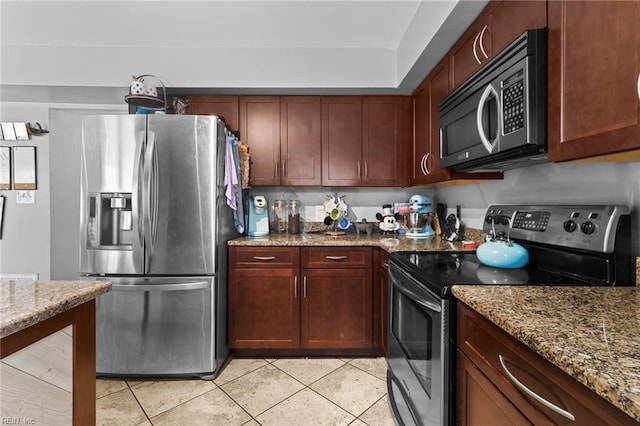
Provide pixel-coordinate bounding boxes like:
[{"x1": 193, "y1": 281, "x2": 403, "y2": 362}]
[
  {"x1": 112, "y1": 281, "x2": 210, "y2": 292},
  {"x1": 144, "y1": 131, "x2": 158, "y2": 255},
  {"x1": 133, "y1": 130, "x2": 145, "y2": 246}
]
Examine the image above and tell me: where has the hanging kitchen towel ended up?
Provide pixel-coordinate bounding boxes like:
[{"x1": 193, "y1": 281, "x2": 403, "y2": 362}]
[
  {"x1": 232, "y1": 137, "x2": 245, "y2": 233},
  {"x1": 225, "y1": 134, "x2": 244, "y2": 233}
]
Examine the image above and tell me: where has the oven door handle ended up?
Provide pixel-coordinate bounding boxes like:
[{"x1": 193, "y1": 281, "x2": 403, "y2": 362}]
[{"x1": 389, "y1": 267, "x2": 442, "y2": 313}]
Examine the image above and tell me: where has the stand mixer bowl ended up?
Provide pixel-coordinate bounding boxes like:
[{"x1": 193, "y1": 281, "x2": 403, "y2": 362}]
[{"x1": 405, "y1": 212, "x2": 431, "y2": 233}]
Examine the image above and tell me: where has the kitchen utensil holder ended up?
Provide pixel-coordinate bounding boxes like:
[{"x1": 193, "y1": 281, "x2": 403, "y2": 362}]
[{"x1": 124, "y1": 74, "x2": 167, "y2": 111}]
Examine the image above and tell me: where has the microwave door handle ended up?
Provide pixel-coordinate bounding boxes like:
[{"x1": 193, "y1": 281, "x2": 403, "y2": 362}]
[{"x1": 477, "y1": 84, "x2": 499, "y2": 153}]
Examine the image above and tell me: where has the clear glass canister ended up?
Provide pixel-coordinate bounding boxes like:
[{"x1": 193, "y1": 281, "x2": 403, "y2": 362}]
[
  {"x1": 287, "y1": 200, "x2": 301, "y2": 234},
  {"x1": 273, "y1": 200, "x2": 287, "y2": 233}
]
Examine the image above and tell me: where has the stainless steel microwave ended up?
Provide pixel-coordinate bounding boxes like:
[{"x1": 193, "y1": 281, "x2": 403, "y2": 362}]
[{"x1": 439, "y1": 29, "x2": 547, "y2": 172}]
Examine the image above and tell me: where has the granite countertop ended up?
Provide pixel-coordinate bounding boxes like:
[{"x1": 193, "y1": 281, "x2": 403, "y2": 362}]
[
  {"x1": 228, "y1": 228, "x2": 484, "y2": 253},
  {"x1": 452, "y1": 286, "x2": 640, "y2": 422},
  {"x1": 0, "y1": 279, "x2": 112, "y2": 338}
]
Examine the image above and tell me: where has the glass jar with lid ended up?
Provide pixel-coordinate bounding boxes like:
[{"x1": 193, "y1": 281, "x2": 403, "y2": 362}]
[
  {"x1": 272, "y1": 200, "x2": 287, "y2": 233},
  {"x1": 287, "y1": 200, "x2": 301, "y2": 234}
]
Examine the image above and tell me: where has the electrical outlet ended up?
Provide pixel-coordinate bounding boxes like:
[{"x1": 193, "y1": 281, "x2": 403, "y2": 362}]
[{"x1": 315, "y1": 205, "x2": 326, "y2": 222}]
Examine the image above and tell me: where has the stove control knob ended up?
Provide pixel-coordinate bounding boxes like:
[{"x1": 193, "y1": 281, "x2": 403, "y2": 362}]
[
  {"x1": 581, "y1": 221, "x2": 596, "y2": 235},
  {"x1": 563, "y1": 220, "x2": 577, "y2": 232}
]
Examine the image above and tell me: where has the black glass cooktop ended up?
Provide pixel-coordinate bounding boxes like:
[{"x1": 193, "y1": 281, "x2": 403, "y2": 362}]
[{"x1": 390, "y1": 251, "x2": 587, "y2": 297}]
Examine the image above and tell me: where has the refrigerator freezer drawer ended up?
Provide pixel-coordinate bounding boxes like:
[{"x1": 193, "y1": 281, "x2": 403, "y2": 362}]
[{"x1": 96, "y1": 277, "x2": 216, "y2": 377}]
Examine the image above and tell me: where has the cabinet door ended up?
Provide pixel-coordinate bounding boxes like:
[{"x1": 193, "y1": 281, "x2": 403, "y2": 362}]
[
  {"x1": 412, "y1": 81, "x2": 430, "y2": 185},
  {"x1": 301, "y1": 269, "x2": 372, "y2": 349},
  {"x1": 280, "y1": 96, "x2": 322, "y2": 186},
  {"x1": 450, "y1": 19, "x2": 490, "y2": 89},
  {"x1": 488, "y1": 1, "x2": 546, "y2": 57},
  {"x1": 188, "y1": 96, "x2": 239, "y2": 131},
  {"x1": 240, "y1": 96, "x2": 281, "y2": 186},
  {"x1": 228, "y1": 269, "x2": 299, "y2": 349},
  {"x1": 425, "y1": 57, "x2": 453, "y2": 183},
  {"x1": 321, "y1": 96, "x2": 363, "y2": 186},
  {"x1": 362, "y1": 96, "x2": 408, "y2": 187},
  {"x1": 456, "y1": 350, "x2": 531, "y2": 426},
  {"x1": 548, "y1": 1, "x2": 640, "y2": 161}
]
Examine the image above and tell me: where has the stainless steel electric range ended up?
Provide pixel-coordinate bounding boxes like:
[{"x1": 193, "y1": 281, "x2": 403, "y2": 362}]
[{"x1": 386, "y1": 204, "x2": 634, "y2": 426}]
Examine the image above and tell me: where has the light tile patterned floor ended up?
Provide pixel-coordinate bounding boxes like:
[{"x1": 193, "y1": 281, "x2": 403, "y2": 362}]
[{"x1": 96, "y1": 357, "x2": 395, "y2": 426}]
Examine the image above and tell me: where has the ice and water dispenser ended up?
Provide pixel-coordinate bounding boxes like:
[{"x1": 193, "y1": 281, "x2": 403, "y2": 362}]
[{"x1": 86, "y1": 193, "x2": 133, "y2": 249}]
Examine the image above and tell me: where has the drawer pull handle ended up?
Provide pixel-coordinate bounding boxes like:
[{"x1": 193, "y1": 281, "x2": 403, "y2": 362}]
[
  {"x1": 499, "y1": 355, "x2": 576, "y2": 422},
  {"x1": 294, "y1": 276, "x2": 298, "y2": 298},
  {"x1": 326, "y1": 255, "x2": 348, "y2": 261},
  {"x1": 253, "y1": 256, "x2": 276, "y2": 261}
]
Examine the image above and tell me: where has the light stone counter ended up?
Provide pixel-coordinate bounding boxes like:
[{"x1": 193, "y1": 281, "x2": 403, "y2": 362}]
[
  {"x1": 1, "y1": 279, "x2": 111, "y2": 338},
  {"x1": 452, "y1": 286, "x2": 640, "y2": 422},
  {"x1": 228, "y1": 228, "x2": 484, "y2": 253}
]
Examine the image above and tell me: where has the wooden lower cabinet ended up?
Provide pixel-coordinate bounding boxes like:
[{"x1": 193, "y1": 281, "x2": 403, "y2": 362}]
[
  {"x1": 228, "y1": 246, "x2": 381, "y2": 353},
  {"x1": 457, "y1": 350, "x2": 531, "y2": 425},
  {"x1": 456, "y1": 302, "x2": 636, "y2": 425},
  {"x1": 228, "y1": 268, "x2": 299, "y2": 349},
  {"x1": 301, "y1": 268, "x2": 372, "y2": 349}
]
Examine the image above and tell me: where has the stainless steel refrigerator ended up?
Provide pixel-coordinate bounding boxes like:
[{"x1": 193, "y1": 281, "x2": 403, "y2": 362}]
[{"x1": 80, "y1": 114, "x2": 236, "y2": 378}]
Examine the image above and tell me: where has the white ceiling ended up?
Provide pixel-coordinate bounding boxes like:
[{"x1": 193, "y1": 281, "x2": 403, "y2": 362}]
[{"x1": 0, "y1": 0, "x2": 488, "y2": 101}]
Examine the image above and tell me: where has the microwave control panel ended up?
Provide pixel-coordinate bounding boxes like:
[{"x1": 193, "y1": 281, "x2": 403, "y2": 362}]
[{"x1": 502, "y1": 79, "x2": 525, "y2": 135}]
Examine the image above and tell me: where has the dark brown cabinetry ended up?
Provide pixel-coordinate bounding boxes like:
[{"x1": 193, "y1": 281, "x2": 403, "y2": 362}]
[
  {"x1": 322, "y1": 96, "x2": 408, "y2": 187},
  {"x1": 362, "y1": 97, "x2": 410, "y2": 187},
  {"x1": 321, "y1": 96, "x2": 363, "y2": 186},
  {"x1": 456, "y1": 302, "x2": 636, "y2": 425},
  {"x1": 412, "y1": 57, "x2": 454, "y2": 185},
  {"x1": 239, "y1": 96, "x2": 281, "y2": 186},
  {"x1": 280, "y1": 96, "x2": 322, "y2": 186},
  {"x1": 547, "y1": 1, "x2": 640, "y2": 161},
  {"x1": 240, "y1": 96, "x2": 322, "y2": 186},
  {"x1": 449, "y1": 1, "x2": 546, "y2": 90},
  {"x1": 301, "y1": 247, "x2": 372, "y2": 349},
  {"x1": 188, "y1": 95, "x2": 239, "y2": 130},
  {"x1": 228, "y1": 247, "x2": 300, "y2": 349},
  {"x1": 229, "y1": 246, "x2": 381, "y2": 354}
]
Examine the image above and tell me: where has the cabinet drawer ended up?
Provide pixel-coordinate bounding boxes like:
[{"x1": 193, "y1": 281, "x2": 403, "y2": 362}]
[
  {"x1": 457, "y1": 303, "x2": 635, "y2": 425},
  {"x1": 302, "y1": 247, "x2": 372, "y2": 268},
  {"x1": 229, "y1": 247, "x2": 300, "y2": 269}
]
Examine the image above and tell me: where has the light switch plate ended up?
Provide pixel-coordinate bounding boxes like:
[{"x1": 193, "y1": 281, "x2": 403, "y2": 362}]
[{"x1": 16, "y1": 190, "x2": 35, "y2": 204}]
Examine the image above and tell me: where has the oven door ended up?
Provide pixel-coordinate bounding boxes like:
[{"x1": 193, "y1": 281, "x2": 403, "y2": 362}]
[{"x1": 387, "y1": 261, "x2": 449, "y2": 426}]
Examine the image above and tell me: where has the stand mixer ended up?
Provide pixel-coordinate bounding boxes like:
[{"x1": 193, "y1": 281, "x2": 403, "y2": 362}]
[{"x1": 405, "y1": 195, "x2": 435, "y2": 238}]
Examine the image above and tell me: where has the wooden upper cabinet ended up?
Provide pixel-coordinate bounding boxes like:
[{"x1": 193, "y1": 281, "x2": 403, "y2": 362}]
[
  {"x1": 450, "y1": 0, "x2": 546, "y2": 90},
  {"x1": 489, "y1": 1, "x2": 546, "y2": 57},
  {"x1": 548, "y1": 1, "x2": 640, "y2": 161},
  {"x1": 321, "y1": 96, "x2": 363, "y2": 186},
  {"x1": 188, "y1": 96, "x2": 239, "y2": 130},
  {"x1": 450, "y1": 18, "x2": 491, "y2": 89},
  {"x1": 322, "y1": 96, "x2": 408, "y2": 187},
  {"x1": 362, "y1": 96, "x2": 409, "y2": 187},
  {"x1": 412, "y1": 80, "x2": 429, "y2": 185},
  {"x1": 425, "y1": 58, "x2": 453, "y2": 183},
  {"x1": 413, "y1": 59, "x2": 452, "y2": 185},
  {"x1": 240, "y1": 96, "x2": 281, "y2": 186},
  {"x1": 280, "y1": 96, "x2": 322, "y2": 186}
]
